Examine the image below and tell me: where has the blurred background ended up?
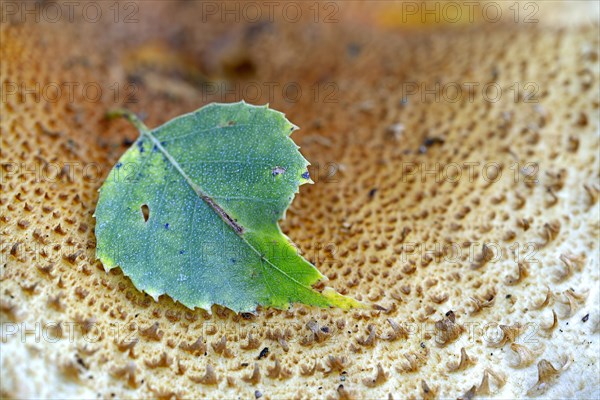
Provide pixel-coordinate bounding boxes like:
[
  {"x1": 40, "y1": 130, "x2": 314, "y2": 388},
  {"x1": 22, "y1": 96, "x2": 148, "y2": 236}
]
[{"x1": 1, "y1": 1, "x2": 599, "y2": 399}]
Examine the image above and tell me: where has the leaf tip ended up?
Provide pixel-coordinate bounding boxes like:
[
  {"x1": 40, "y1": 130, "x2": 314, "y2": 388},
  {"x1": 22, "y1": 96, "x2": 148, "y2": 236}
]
[{"x1": 321, "y1": 287, "x2": 366, "y2": 309}]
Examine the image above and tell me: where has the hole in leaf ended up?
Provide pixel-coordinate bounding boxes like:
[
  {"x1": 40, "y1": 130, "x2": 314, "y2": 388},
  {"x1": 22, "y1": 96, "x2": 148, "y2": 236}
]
[
  {"x1": 141, "y1": 204, "x2": 149, "y2": 222},
  {"x1": 272, "y1": 166, "x2": 286, "y2": 176}
]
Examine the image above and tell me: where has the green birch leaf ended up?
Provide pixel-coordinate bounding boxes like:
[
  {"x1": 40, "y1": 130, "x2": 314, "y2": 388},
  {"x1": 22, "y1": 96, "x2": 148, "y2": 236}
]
[{"x1": 94, "y1": 101, "x2": 362, "y2": 313}]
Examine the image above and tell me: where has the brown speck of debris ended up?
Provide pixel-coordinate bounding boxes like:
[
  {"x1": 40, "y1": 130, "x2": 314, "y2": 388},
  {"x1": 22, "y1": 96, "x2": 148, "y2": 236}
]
[
  {"x1": 582, "y1": 314, "x2": 589, "y2": 322},
  {"x1": 258, "y1": 347, "x2": 269, "y2": 360}
]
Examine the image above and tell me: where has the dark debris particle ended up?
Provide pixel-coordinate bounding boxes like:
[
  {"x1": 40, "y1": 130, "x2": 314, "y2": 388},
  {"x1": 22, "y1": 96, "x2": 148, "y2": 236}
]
[
  {"x1": 241, "y1": 362, "x2": 249, "y2": 367},
  {"x1": 320, "y1": 326, "x2": 330, "y2": 333},
  {"x1": 368, "y1": 188, "x2": 378, "y2": 198},
  {"x1": 419, "y1": 136, "x2": 445, "y2": 153},
  {"x1": 506, "y1": 294, "x2": 512, "y2": 298},
  {"x1": 116, "y1": 162, "x2": 122, "y2": 169},
  {"x1": 179, "y1": 250, "x2": 185, "y2": 255},
  {"x1": 301, "y1": 170, "x2": 310, "y2": 180},
  {"x1": 137, "y1": 140, "x2": 144, "y2": 153},
  {"x1": 420, "y1": 342, "x2": 426, "y2": 348},
  {"x1": 76, "y1": 354, "x2": 87, "y2": 369},
  {"x1": 258, "y1": 347, "x2": 269, "y2": 360},
  {"x1": 582, "y1": 313, "x2": 590, "y2": 322},
  {"x1": 164, "y1": 223, "x2": 169, "y2": 229},
  {"x1": 254, "y1": 390, "x2": 262, "y2": 399}
]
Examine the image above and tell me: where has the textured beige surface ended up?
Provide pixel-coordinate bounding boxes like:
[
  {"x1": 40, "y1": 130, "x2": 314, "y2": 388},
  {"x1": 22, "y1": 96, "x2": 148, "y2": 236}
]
[{"x1": 1, "y1": 1, "x2": 599, "y2": 398}]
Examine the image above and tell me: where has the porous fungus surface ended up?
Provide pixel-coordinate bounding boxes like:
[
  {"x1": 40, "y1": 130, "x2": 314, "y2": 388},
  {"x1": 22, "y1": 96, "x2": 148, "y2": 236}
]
[{"x1": 1, "y1": 2, "x2": 598, "y2": 398}]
